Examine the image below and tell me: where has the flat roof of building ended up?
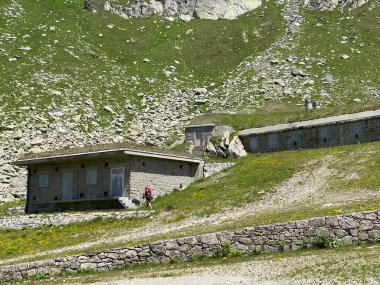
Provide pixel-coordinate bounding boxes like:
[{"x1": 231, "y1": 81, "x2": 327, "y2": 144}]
[
  {"x1": 13, "y1": 143, "x2": 203, "y2": 166},
  {"x1": 239, "y1": 109, "x2": 380, "y2": 136},
  {"x1": 185, "y1": 124, "x2": 215, "y2": 129}
]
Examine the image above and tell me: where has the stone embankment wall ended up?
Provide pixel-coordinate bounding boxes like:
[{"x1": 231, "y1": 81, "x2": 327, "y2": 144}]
[
  {"x1": 240, "y1": 111, "x2": 380, "y2": 153},
  {"x1": 0, "y1": 210, "x2": 150, "y2": 230},
  {"x1": 203, "y1": 163, "x2": 235, "y2": 178},
  {"x1": 1, "y1": 209, "x2": 379, "y2": 281}
]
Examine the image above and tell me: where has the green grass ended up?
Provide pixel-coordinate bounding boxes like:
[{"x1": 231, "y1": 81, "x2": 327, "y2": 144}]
[
  {"x1": 0, "y1": 0, "x2": 283, "y2": 129},
  {"x1": 20, "y1": 141, "x2": 200, "y2": 160},
  {"x1": 190, "y1": 101, "x2": 380, "y2": 130},
  {"x1": 0, "y1": 216, "x2": 146, "y2": 260},
  {"x1": 1, "y1": 141, "x2": 379, "y2": 263},
  {"x1": 191, "y1": 0, "x2": 380, "y2": 131},
  {"x1": 156, "y1": 141, "x2": 380, "y2": 216},
  {"x1": 0, "y1": 200, "x2": 25, "y2": 216}
]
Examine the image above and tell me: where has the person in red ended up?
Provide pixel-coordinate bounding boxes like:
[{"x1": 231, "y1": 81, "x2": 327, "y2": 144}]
[{"x1": 144, "y1": 185, "x2": 153, "y2": 209}]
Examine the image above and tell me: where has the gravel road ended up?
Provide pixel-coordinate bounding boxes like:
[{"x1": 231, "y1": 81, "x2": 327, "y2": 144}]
[{"x1": 74, "y1": 244, "x2": 380, "y2": 285}]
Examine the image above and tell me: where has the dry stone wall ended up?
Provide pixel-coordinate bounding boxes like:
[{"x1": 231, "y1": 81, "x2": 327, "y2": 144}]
[{"x1": 1, "y1": 209, "x2": 379, "y2": 281}]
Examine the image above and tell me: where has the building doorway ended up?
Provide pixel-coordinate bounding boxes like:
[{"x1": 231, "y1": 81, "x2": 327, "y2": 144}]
[
  {"x1": 62, "y1": 172, "x2": 73, "y2": 200},
  {"x1": 111, "y1": 167, "x2": 124, "y2": 197}
]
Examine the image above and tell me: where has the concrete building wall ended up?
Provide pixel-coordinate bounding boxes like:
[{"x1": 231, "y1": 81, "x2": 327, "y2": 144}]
[
  {"x1": 240, "y1": 117, "x2": 380, "y2": 153},
  {"x1": 27, "y1": 157, "x2": 131, "y2": 212},
  {"x1": 129, "y1": 156, "x2": 203, "y2": 199}
]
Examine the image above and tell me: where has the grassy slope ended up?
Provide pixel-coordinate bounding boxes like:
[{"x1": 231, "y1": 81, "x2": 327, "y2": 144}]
[
  {"x1": 191, "y1": 1, "x2": 380, "y2": 129},
  {"x1": 0, "y1": 141, "x2": 379, "y2": 262},
  {"x1": 0, "y1": 0, "x2": 283, "y2": 128}
]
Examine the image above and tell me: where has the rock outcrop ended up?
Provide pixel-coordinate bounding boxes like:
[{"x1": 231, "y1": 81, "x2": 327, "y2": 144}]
[
  {"x1": 205, "y1": 126, "x2": 247, "y2": 158},
  {"x1": 100, "y1": 0, "x2": 262, "y2": 20}
]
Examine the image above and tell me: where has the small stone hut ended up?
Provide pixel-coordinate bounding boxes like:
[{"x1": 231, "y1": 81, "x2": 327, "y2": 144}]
[
  {"x1": 13, "y1": 146, "x2": 204, "y2": 213},
  {"x1": 184, "y1": 124, "x2": 215, "y2": 147}
]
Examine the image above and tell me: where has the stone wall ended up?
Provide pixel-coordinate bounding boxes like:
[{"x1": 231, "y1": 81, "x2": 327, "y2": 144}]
[
  {"x1": 129, "y1": 157, "x2": 204, "y2": 199},
  {"x1": 1, "y1": 209, "x2": 379, "y2": 281},
  {"x1": 240, "y1": 116, "x2": 380, "y2": 153}
]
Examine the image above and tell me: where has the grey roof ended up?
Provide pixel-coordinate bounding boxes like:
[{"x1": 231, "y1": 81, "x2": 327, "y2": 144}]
[
  {"x1": 185, "y1": 124, "x2": 215, "y2": 129},
  {"x1": 239, "y1": 109, "x2": 380, "y2": 136},
  {"x1": 13, "y1": 148, "x2": 203, "y2": 166}
]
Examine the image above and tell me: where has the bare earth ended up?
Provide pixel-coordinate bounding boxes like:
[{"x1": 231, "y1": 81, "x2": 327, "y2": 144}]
[{"x1": 71, "y1": 245, "x2": 380, "y2": 285}]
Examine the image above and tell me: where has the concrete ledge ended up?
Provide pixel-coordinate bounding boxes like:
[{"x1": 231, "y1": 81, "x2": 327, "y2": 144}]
[{"x1": 239, "y1": 109, "x2": 380, "y2": 136}]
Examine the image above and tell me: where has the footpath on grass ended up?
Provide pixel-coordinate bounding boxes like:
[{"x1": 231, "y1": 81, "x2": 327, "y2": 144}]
[{"x1": 0, "y1": 209, "x2": 379, "y2": 281}]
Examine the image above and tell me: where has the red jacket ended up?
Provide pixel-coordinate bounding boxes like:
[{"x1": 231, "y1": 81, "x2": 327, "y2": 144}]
[{"x1": 145, "y1": 187, "x2": 152, "y2": 197}]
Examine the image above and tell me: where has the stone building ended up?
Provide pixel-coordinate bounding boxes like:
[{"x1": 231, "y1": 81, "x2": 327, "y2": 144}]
[
  {"x1": 13, "y1": 147, "x2": 204, "y2": 213},
  {"x1": 184, "y1": 124, "x2": 215, "y2": 147},
  {"x1": 239, "y1": 109, "x2": 380, "y2": 153}
]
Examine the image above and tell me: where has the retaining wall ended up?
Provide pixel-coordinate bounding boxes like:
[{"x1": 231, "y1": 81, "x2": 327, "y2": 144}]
[
  {"x1": 203, "y1": 163, "x2": 235, "y2": 177},
  {"x1": 1, "y1": 209, "x2": 379, "y2": 281}
]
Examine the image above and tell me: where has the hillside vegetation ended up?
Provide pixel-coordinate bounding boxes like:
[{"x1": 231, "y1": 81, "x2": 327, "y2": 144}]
[
  {"x1": 193, "y1": 0, "x2": 380, "y2": 128},
  {"x1": 0, "y1": 141, "x2": 379, "y2": 264},
  {"x1": 0, "y1": 0, "x2": 282, "y2": 128},
  {"x1": 0, "y1": 1, "x2": 379, "y2": 282}
]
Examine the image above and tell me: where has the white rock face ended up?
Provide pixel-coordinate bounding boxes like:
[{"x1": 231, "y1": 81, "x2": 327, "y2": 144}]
[
  {"x1": 205, "y1": 128, "x2": 247, "y2": 158},
  {"x1": 103, "y1": 0, "x2": 262, "y2": 20},
  {"x1": 228, "y1": 136, "x2": 247, "y2": 158}
]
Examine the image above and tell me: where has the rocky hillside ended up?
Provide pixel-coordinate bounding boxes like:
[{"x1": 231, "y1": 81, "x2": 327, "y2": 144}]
[
  {"x1": 99, "y1": 0, "x2": 262, "y2": 20},
  {"x1": 0, "y1": 0, "x2": 379, "y2": 201}
]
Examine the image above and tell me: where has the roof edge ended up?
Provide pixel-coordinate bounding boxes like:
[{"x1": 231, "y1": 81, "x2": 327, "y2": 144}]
[
  {"x1": 13, "y1": 148, "x2": 203, "y2": 166},
  {"x1": 239, "y1": 109, "x2": 380, "y2": 136}
]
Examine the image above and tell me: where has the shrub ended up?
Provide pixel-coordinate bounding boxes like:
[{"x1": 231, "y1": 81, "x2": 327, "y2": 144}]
[
  {"x1": 34, "y1": 271, "x2": 50, "y2": 280},
  {"x1": 250, "y1": 246, "x2": 262, "y2": 256},
  {"x1": 310, "y1": 233, "x2": 341, "y2": 249},
  {"x1": 231, "y1": 249, "x2": 243, "y2": 257},
  {"x1": 215, "y1": 241, "x2": 231, "y2": 258}
]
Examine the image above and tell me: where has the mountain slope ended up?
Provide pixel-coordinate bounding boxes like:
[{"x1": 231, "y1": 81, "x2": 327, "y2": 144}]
[{"x1": 0, "y1": 0, "x2": 379, "y2": 202}]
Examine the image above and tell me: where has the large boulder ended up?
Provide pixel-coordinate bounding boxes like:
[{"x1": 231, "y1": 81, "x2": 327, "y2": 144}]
[
  {"x1": 228, "y1": 136, "x2": 247, "y2": 158},
  {"x1": 205, "y1": 128, "x2": 247, "y2": 158}
]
